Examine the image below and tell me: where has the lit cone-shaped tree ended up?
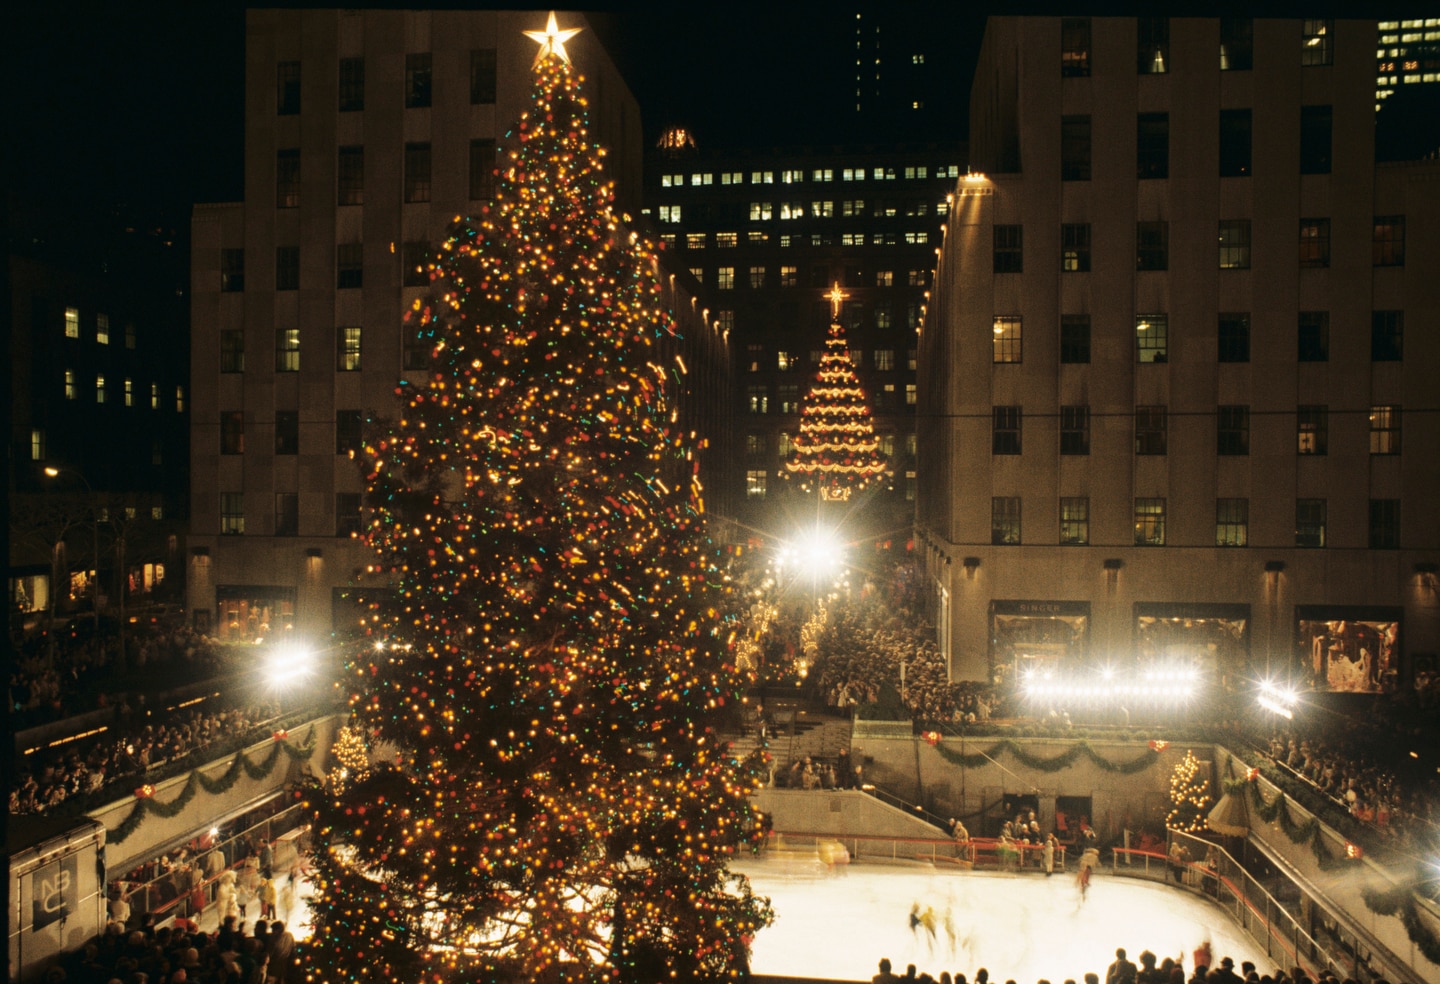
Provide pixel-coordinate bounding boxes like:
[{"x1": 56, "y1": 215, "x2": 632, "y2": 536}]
[
  {"x1": 1166, "y1": 749, "x2": 1213, "y2": 833},
  {"x1": 783, "y1": 285, "x2": 889, "y2": 501},
  {"x1": 302, "y1": 15, "x2": 772, "y2": 984}
]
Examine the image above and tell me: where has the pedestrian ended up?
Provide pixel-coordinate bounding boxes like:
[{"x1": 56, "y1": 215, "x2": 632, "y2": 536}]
[
  {"x1": 259, "y1": 877, "x2": 277, "y2": 919},
  {"x1": 1043, "y1": 833, "x2": 1056, "y2": 876},
  {"x1": 874, "y1": 957, "x2": 902, "y2": 984},
  {"x1": 1106, "y1": 948, "x2": 1138, "y2": 984}
]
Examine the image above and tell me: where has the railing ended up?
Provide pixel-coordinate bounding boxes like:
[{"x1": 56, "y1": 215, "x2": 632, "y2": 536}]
[
  {"x1": 112, "y1": 800, "x2": 311, "y2": 927},
  {"x1": 1106, "y1": 833, "x2": 1349, "y2": 984},
  {"x1": 763, "y1": 830, "x2": 1066, "y2": 872}
]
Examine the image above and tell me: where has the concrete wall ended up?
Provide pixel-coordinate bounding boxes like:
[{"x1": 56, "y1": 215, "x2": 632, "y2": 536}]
[
  {"x1": 91, "y1": 714, "x2": 338, "y2": 874},
  {"x1": 853, "y1": 731, "x2": 1208, "y2": 839},
  {"x1": 752, "y1": 788, "x2": 948, "y2": 843}
]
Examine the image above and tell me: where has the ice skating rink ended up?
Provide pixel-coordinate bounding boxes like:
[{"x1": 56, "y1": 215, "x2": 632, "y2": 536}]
[{"x1": 733, "y1": 853, "x2": 1269, "y2": 983}]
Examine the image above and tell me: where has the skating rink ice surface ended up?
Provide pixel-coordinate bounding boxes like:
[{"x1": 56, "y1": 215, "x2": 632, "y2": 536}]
[{"x1": 732, "y1": 853, "x2": 1270, "y2": 983}]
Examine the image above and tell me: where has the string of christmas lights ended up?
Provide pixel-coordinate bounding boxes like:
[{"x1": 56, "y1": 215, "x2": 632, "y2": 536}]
[
  {"x1": 1166, "y1": 749, "x2": 1214, "y2": 833},
  {"x1": 301, "y1": 17, "x2": 773, "y2": 983},
  {"x1": 783, "y1": 286, "x2": 889, "y2": 502}
]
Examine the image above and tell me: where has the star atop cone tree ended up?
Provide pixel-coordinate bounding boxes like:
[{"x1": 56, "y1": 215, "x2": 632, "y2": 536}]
[
  {"x1": 783, "y1": 284, "x2": 890, "y2": 501},
  {"x1": 301, "y1": 14, "x2": 772, "y2": 983}
]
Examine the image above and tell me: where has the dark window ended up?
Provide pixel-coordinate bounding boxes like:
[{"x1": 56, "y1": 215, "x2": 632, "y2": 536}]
[
  {"x1": 336, "y1": 493, "x2": 364, "y2": 537},
  {"x1": 275, "y1": 411, "x2": 299, "y2": 455},
  {"x1": 1216, "y1": 499, "x2": 1249, "y2": 547},
  {"x1": 1061, "y1": 18, "x2": 1091, "y2": 76},
  {"x1": 275, "y1": 493, "x2": 299, "y2": 537},
  {"x1": 993, "y1": 406, "x2": 1022, "y2": 454},
  {"x1": 336, "y1": 410, "x2": 363, "y2": 455},
  {"x1": 1369, "y1": 499, "x2": 1400, "y2": 550},
  {"x1": 276, "y1": 149, "x2": 300, "y2": 207},
  {"x1": 1218, "y1": 220, "x2": 1251, "y2": 269},
  {"x1": 403, "y1": 329, "x2": 430, "y2": 372},
  {"x1": 1297, "y1": 405, "x2": 1328, "y2": 455},
  {"x1": 338, "y1": 146, "x2": 364, "y2": 206},
  {"x1": 339, "y1": 57, "x2": 364, "y2": 111},
  {"x1": 1060, "y1": 405, "x2": 1090, "y2": 455},
  {"x1": 1300, "y1": 106, "x2": 1332, "y2": 174},
  {"x1": 221, "y1": 248, "x2": 245, "y2": 292},
  {"x1": 992, "y1": 497, "x2": 1022, "y2": 545},
  {"x1": 1218, "y1": 313, "x2": 1250, "y2": 363},
  {"x1": 1373, "y1": 216, "x2": 1405, "y2": 266},
  {"x1": 1061, "y1": 116, "x2": 1091, "y2": 180},
  {"x1": 1135, "y1": 406, "x2": 1167, "y2": 455},
  {"x1": 220, "y1": 411, "x2": 245, "y2": 454},
  {"x1": 337, "y1": 243, "x2": 364, "y2": 290},
  {"x1": 1219, "y1": 109, "x2": 1252, "y2": 176},
  {"x1": 1135, "y1": 498, "x2": 1166, "y2": 546},
  {"x1": 1137, "y1": 17, "x2": 1169, "y2": 73},
  {"x1": 469, "y1": 139, "x2": 497, "y2": 201},
  {"x1": 220, "y1": 493, "x2": 244, "y2": 535},
  {"x1": 404, "y1": 142, "x2": 432, "y2": 203},
  {"x1": 1296, "y1": 498, "x2": 1327, "y2": 548},
  {"x1": 470, "y1": 48, "x2": 497, "y2": 104},
  {"x1": 1372, "y1": 311, "x2": 1403, "y2": 361},
  {"x1": 277, "y1": 61, "x2": 300, "y2": 115},
  {"x1": 993, "y1": 225, "x2": 1023, "y2": 273},
  {"x1": 1137, "y1": 113, "x2": 1169, "y2": 178},
  {"x1": 1299, "y1": 218, "x2": 1330, "y2": 267},
  {"x1": 402, "y1": 241, "x2": 430, "y2": 287},
  {"x1": 1298, "y1": 312, "x2": 1329, "y2": 362},
  {"x1": 275, "y1": 246, "x2": 300, "y2": 291},
  {"x1": 1136, "y1": 222, "x2": 1168, "y2": 271},
  {"x1": 1136, "y1": 314, "x2": 1168, "y2": 363},
  {"x1": 1060, "y1": 315, "x2": 1091, "y2": 363},
  {"x1": 220, "y1": 330, "x2": 245, "y2": 373},
  {"x1": 1220, "y1": 17, "x2": 1254, "y2": 70},
  {"x1": 1302, "y1": 19, "x2": 1333, "y2": 66},
  {"x1": 1217, "y1": 405, "x2": 1250, "y2": 455},
  {"x1": 405, "y1": 53, "x2": 432, "y2": 108},
  {"x1": 1062, "y1": 224, "x2": 1091, "y2": 272},
  {"x1": 1060, "y1": 497, "x2": 1090, "y2": 546},
  {"x1": 276, "y1": 328, "x2": 300, "y2": 372}
]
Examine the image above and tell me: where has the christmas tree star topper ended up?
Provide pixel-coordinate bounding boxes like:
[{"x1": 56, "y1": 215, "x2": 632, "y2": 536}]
[
  {"x1": 826, "y1": 282, "x2": 849, "y2": 319},
  {"x1": 525, "y1": 10, "x2": 582, "y2": 67}
]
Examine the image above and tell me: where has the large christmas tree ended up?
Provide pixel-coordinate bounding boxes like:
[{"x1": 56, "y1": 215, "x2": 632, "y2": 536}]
[
  {"x1": 783, "y1": 285, "x2": 889, "y2": 501},
  {"x1": 302, "y1": 15, "x2": 772, "y2": 983}
]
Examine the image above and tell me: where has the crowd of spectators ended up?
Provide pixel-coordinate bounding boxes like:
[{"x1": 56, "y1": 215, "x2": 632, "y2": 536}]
[
  {"x1": 10, "y1": 699, "x2": 281, "y2": 816},
  {"x1": 866, "y1": 946, "x2": 1390, "y2": 984},
  {"x1": 1261, "y1": 723, "x2": 1440, "y2": 854},
  {"x1": 9, "y1": 622, "x2": 227, "y2": 727},
  {"x1": 38, "y1": 915, "x2": 298, "y2": 984}
]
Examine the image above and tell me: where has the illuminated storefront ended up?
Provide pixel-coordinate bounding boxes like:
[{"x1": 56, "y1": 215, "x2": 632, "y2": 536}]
[
  {"x1": 1133, "y1": 603, "x2": 1250, "y2": 684},
  {"x1": 1295, "y1": 606, "x2": 1401, "y2": 694},
  {"x1": 989, "y1": 600, "x2": 1090, "y2": 683}
]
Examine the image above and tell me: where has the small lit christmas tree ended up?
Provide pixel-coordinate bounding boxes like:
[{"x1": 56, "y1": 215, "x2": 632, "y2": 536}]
[
  {"x1": 302, "y1": 13, "x2": 772, "y2": 983},
  {"x1": 783, "y1": 285, "x2": 889, "y2": 501},
  {"x1": 326, "y1": 722, "x2": 369, "y2": 794},
  {"x1": 1166, "y1": 749, "x2": 1213, "y2": 832}
]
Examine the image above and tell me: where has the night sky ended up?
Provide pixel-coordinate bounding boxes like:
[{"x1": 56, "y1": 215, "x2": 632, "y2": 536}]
[
  {"x1": 4, "y1": 1, "x2": 1402, "y2": 237},
  {"x1": 6, "y1": 2, "x2": 982, "y2": 234}
]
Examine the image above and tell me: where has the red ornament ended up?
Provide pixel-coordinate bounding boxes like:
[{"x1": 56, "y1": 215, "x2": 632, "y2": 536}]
[
  {"x1": 134, "y1": 785, "x2": 155, "y2": 799},
  {"x1": 1246, "y1": 767, "x2": 1260, "y2": 781},
  {"x1": 923, "y1": 731, "x2": 941, "y2": 746},
  {"x1": 272, "y1": 729, "x2": 288, "y2": 742},
  {"x1": 1148, "y1": 739, "x2": 1170, "y2": 752}
]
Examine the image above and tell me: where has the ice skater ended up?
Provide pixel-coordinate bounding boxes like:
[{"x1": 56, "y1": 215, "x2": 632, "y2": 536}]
[
  {"x1": 909, "y1": 901, "x2": 922, "y2": 938},
  {"x1": 919, "y1": 904, "x2": 938, "y2": 952}
]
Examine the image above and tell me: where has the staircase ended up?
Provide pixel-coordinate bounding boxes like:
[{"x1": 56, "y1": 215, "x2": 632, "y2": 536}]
[{"x1": 726, "y1": 701, "x2": 855, "y2": 780}]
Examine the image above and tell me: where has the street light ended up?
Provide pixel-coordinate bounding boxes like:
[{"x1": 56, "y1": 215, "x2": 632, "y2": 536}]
[{"x1": 43, "y1": 466, "x2": 100, "y2": 618}]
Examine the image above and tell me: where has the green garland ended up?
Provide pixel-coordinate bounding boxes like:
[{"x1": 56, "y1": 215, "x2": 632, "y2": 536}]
[
  {"x1": 932, "y1": 738, "x2": 1160, "y2": 774},
  {"x1": 1360, "y1": 882, "x2": 1440, "y2": 966},
  {"x1": 1224, "y1": 758, "x2": 1440, "y2": 968},
  {"x1": 106, "y1": 727, "x2": 318, "y2": 845},
  {"x1": 1223, "y1": 775, "x2": 1352, "y2": 871}
]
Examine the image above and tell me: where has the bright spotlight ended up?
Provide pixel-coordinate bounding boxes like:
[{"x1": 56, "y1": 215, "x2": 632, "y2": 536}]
[
  {"x1": 794, "y1": 528, "x2": 843, "y2": 577},
  {"x1": 1257, "y1": 680, "x2": 1298, "y2": 719},
  {"x1": 266, "y1": 642, "x2": 314, "y2": 686}
]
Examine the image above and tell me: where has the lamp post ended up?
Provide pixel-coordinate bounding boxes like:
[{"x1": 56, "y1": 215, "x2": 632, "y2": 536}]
[{"x1": 43, "y1": 466, "x2": 100, "y2": 618}]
